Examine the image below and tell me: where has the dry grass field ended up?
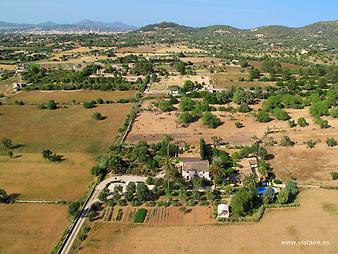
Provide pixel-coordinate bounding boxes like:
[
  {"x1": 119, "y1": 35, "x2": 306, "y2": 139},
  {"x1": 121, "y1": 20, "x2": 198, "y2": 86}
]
[
  {"x1": 211, "y1": 72, "x2": 275, "y2": 88},
  {"x1": 78, "y1": 188, "x2": 338, "y2": 254},
  {"x1": 0, "y1": 103, "x2": 132, "y2": 154},
  {"x1": 126, "y1": 104, "x2": 337, "y2": 185},
  {"x1": 149, "y1": 74, "x2": 210, "y2": 92},
  {"x1": 0, "y1": 152, "x2": 94, "y2": 200},
  {"x1": 0, "y1": 64, "x2": 15, "y2": 71},
  {"x1": 6, "y1": 90, "x2": 135, "y2": 104},
  {"x1": 0, "y1": 203, "x2": 69, "y2": 254}
]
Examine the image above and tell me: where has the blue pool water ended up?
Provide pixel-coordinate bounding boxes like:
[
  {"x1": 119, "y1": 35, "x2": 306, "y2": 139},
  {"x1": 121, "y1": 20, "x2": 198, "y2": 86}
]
[{"x1": 257, "y1": 187, "x2": 275, "y2": 195}]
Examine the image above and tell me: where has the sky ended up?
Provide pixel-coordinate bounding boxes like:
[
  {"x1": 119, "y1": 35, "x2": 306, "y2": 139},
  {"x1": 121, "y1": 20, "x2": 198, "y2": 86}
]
[{"x1": 0, "y1": 0, "x2": 337, "y2": 28}]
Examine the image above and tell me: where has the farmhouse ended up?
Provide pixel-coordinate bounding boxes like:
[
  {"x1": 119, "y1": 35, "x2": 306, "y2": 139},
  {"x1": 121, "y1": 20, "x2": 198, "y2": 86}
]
[{"x1": 177, "y1": 157, "x2": 210, "y2": 181}]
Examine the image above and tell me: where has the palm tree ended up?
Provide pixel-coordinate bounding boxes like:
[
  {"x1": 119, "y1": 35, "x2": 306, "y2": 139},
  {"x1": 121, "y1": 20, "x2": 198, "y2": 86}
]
[
  {"x1": 242, "y1": 174, "x2": 257, "y2": 190},
  {"x1": 209, "y1": 162, "x2": 224, "y2": 188},
  {"x1": 160, "y1": 155, "x2": 176, "y2": 193}
]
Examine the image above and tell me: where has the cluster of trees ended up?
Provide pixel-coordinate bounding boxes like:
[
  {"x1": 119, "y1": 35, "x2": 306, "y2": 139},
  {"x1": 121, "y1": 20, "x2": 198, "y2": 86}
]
[
  {"x1": 23, "y1": 65, "x2": 136, "y2": 91},
  {"x1": 41, "y1": 149, "x2": 63, "y2": 162},
  {"x1": 1, "y1": 137, "x2": 14, "y2": 159}
]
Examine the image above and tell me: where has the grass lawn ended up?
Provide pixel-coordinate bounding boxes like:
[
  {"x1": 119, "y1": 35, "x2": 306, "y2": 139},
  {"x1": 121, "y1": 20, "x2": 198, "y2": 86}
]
[
  {"x1": 0, "y1": 152, "x2": 94, "y2": 200},
  {"x1": 6, "y1": 90, "x2": 136, "y2": 104},
  {"x1": 0, "y1": 203, "x2": 69, "y2": 254}
]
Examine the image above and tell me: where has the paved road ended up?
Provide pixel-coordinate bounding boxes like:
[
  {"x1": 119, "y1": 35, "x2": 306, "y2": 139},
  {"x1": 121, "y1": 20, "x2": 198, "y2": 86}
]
[{"x1": 58, "y1": 175, "x2": 150, "y2": 254}]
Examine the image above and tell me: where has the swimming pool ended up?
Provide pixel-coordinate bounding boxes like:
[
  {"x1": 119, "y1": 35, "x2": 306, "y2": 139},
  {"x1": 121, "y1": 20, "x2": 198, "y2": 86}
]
[{"x1": 257, "y1": 187, "x2": 275, "y2": 196}]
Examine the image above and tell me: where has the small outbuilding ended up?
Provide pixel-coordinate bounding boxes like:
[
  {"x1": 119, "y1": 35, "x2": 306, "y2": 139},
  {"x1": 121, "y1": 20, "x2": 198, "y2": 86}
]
[{"x1": 217, "y1": 204, "x2": 229, "y2": 219}]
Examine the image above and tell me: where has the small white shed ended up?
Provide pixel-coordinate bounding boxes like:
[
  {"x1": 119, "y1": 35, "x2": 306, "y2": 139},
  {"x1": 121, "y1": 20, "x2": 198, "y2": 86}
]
[{"x1": 217, "y1": 204, "x2": 229, "y2": 219}]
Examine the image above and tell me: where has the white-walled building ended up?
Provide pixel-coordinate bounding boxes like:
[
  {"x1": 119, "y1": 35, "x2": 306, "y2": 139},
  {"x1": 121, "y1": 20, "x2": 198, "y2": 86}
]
[{"x1": 178, "y1": 157, "x2": 210, "y2": 181}]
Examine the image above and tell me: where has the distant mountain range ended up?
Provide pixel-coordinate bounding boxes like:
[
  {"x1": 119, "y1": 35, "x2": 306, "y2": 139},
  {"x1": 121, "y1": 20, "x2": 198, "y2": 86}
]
[
  {"x1": 0, "y1": 19, "x2": 337, "y2": 34},
  {"x1": 0, "y1": 19, "x2": 138, "y2": 32}
]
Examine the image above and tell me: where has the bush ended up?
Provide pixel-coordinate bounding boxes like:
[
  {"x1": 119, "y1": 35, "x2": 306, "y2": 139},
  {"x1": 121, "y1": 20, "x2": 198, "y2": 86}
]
[
  {"x1": 297, "y1": 117, "x2": 308, "y2": 127},
  {"x1": 83, "y1": 100, "x2": 96, "y2": 108},
  {"x1": 15, "y1": 100, "x2": 24, "y2": 105},
  {"x1": 273, "y1": 108, "x2": 290, "y2": 121},
  {"x1": 331, "y1": 172, "x2": 338, "y2": 180},
  {"x1": 134, "y1": 208, "x2": 147, "y2": 223},
  {"x1": 158, "y1": 100, "x2": 174, "y2": 112},
  {"x1": 235, "y1": 121, "x2": 244, "y2": 128},
  {"x1": 305, "y1": 140, "x2": 316, "y2": 148},
  {"x1": 68, "y1": 201, "x2": 81, "y2": 218},
  {"x1": 326, "y1": 137, "x2": 337, "y2": 147},
  {"x1": 288, "y1": 119, "x2": 297, "y2": 128},
  {"x1": 237, "y1": 103, "x2": 251, "y2": 113},
  {"x1": 256, "y1": 110, "x2": 271, "y2": 122},
  {"x1": 314, "y1": 117, "x2": 329, "y2": 129},
  {"x1": 93, "y1": 112, "x2": 104, "y2": 120},
  {"x1": 201, "y1": 112, "x2": 222, "y2": 128},
  {"x1": 273, "y1": 179, "x2": 282, "y2": 184},
  {"x1": 178, "y1": 112, "x2": 199, "y2": 124},
  {"x1": 279, "y1": 136, "x2": 295, "y2": 147},
  {"x1": 330, "y1": 108, "x2": 338, "y2": 118},
  {"x1": 47, "y1": 100, "x2": 57, "y2": 110},
  {"x1": 37, "y1": 104, "x2": 47, "y2": 109}
]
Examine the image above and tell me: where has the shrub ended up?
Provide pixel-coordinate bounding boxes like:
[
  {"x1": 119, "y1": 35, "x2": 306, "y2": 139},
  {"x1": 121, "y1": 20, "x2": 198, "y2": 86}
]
[
  {"x1": 237, "y1": 103, "x2": 251, "y2": 113},
  {"x1": 331, "y1": 172, "x2": 338, "y2": 180},
  {"x1": 235, "y1": 121, "x2": 244, "y2": 128},
  {"x1": 37, "y1": 104, "x2": 47, "y2": 109},
  {"x1": 279, "y1": 136, "x2": 295, "y2": 147},
  {"x1": 178, "y1": 112, "x2": 199, "y2": 124},
  {"x1": 68, "y1": 201, "x2": 81, "y2": 218},
  {"x1": 15, "y1": 100, "x2": 24, "y2": 105},
  {"x1": 201, "y1": 112, "x2": 222, "y2": 128},
  {"x1": 297, "y1": 117, "x2": 308, "y2": 127},
  {"x1": 330, "y1": 108, "x2": 338, "y2": 118},
  {"x1": 305, "y1": 140, "x2": 316, "y2": 148},
  {"x1": 158, "y1": 100, "x2": 174, "y2": 112},
  {"x1": 273, "y1": 108, "x2": 290, "y2": 121},
  {"x1": 83, "y1": 100, "x2": 96, "y2": 108},
  {"x1": 47, "y1": 100, "x2": 57, "y2": 110},
  {"x1": 288, "y1": 119, "x2": 297, "y2": 128},
  {"x1": 93, "y1": 112, "x2": 104, "y2": 120},
  {"x1": 134, "y1": 208, "x2": 147, "y2": 223},
  {"x1": 273, "y1": 179, "x2": 282, "y2": 184},
  {"x1": 256, "y1": 110, "x2": 271, "y2": 122},
  {"x1": 96, "y1": 98, "x2": 104, "y2": 104},
  {"x1": 326, "y1": 137, "x2": 337, "y2": 147},
  {"x1": 314, "y1": 117, "x2": 329, "y2": 129}
]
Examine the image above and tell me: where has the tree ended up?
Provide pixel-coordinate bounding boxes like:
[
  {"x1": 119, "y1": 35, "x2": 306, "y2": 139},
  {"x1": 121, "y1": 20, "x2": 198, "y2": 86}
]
[
  {"x1": 327, "y1": 137, "x2": 337, "y2": 147},
  {"x1": 125, "y1": 182, "x2": 136, "y2": 202},
  {"x1": 179, "y1": 97, "x2": 195, "y2": 111},
  {"x1": 68, "y1": 201, "x2": 81, "y2": 218},
  {"x1": 0, "y1": 188, "x2": 8, "y2": 203},
  {"x1": 98, "y1": 188, "x2": 109, "y2": 202},
  {"x1": 1, "y1": 137, "x2": 12, "y2": 151},
  {"x1": 83, "y1": 101, "x2": 96, "y2": 109},
  {"x1": 176, "y1": 62, "x2": 187, "y2": 75},
  {"x1": 209, "y1": 162, "x2": 224, "y2": 186},
  {"x1": 136, "y1": 182, "x2": 149, "y2": 202},
  {"x1": 200, "y1": 138, "x2": 207, "y2": 160},
  {"x1": 230, "y1": 187, "x2": 257, "y2": 217},
  {"x1": 242, "y1": 174, "x2": 257, "y2": 190},
  {"x1": 277, "y1": 188, "x2": 289, "y2": 204},
  {"x1": 160, "y1": 155, "x2": 176, "y2": 193},
  {"x1": 263, "y1": 186, "x2": 274, "y2": 204},
  {"x1": 249, "y1": 68, "x2": 260, "y2": 80},
  {"x1": 93, "y1": 112, "x2": 104, "y2": 120},
  {"x1": 158, "y1": 100, "x2": 174, "y2": 112},
  {"x1": 8, "y1": 151, "x2": 13, "y2": 159},
  {"x1": 47, "y1": 100, "x2": 57, "y2": 110},
  {"x1": 201, "y1": 112, "x2": 222, "y2": 128}
]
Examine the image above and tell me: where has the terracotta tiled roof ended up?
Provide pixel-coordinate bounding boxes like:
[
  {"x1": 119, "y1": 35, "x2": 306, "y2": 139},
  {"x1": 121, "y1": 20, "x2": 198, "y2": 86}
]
[{"x1": 181, "y1": 157, "x2": 209, "y2": 172}]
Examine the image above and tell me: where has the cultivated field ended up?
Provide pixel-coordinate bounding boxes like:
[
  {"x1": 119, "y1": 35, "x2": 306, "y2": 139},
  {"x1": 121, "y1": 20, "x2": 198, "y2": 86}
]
[
  {"x1": 0, "y1": 152, "x2": 93, "y2": 200},
  {"x1": 0, "y1": 203, "x2": 69, "y2": 254},
  {"x1": 78, "y1": 188, "x2": 338, "y2": 254},
  {"x1": 6, "y1": 90, "x2": 135, "y2": 104}
]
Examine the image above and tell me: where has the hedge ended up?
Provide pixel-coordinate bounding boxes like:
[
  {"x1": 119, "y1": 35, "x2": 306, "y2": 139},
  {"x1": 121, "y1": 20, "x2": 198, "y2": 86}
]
[{"x1": 134, "y1": 208, "x2": 147, "y2": 223}]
